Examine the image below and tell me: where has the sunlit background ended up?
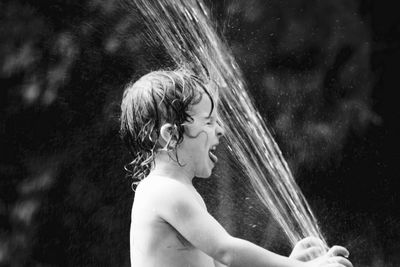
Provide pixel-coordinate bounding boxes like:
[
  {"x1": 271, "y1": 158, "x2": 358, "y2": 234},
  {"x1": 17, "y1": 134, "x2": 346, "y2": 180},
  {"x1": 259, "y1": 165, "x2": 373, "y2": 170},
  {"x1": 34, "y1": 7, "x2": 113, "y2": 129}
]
[{"x1": 0, "y1": 0, "x2": 398, "y2": 266}]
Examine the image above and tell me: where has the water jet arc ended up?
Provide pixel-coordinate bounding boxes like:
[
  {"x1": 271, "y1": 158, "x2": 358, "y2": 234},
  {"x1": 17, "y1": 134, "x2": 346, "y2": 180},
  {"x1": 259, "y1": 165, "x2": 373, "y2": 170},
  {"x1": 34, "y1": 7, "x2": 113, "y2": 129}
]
[{"x1": 130, "y1": 0, "x2": 327, "y2": 248}]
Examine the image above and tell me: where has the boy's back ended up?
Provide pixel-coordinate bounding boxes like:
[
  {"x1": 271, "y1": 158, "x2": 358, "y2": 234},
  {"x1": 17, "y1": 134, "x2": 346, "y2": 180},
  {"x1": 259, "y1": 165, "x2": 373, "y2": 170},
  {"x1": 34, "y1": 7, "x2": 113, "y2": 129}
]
[{"x1": 130, "y1": 175, "x2": 215, "y2": 267}]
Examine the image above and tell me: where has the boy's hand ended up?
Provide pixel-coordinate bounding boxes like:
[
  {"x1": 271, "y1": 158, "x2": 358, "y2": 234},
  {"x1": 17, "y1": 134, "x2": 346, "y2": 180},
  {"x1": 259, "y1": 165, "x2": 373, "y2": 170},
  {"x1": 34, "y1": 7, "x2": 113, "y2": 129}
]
[
  {"x1": 306, "y1": 245, "x2": 353, "y2": 267},
  {"x1": 289, "y1": 236, "x2": 326, "y2": 261}
]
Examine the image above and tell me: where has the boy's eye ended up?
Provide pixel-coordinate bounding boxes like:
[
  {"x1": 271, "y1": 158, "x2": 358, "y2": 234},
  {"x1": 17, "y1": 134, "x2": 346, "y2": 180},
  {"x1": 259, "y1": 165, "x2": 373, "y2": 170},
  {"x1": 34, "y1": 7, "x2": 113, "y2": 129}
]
[{"x1": 206, "y1": 119, "x2": 217, "y2": 126}]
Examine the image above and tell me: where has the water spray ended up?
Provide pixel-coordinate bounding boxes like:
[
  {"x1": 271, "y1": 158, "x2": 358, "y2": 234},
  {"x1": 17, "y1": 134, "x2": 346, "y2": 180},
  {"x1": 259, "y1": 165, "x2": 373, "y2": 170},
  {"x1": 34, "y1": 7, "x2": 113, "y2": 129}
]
[{"x1": 129, "y1": 0, "x2": 328, "y2": 248}]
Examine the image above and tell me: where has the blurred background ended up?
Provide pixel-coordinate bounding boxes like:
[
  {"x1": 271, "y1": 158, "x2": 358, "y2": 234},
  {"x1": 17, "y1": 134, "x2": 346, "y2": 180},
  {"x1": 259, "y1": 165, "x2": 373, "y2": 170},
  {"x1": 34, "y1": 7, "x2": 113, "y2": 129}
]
[{"x1": 0, "y1": 0, "x2": 398, "y2": 266}]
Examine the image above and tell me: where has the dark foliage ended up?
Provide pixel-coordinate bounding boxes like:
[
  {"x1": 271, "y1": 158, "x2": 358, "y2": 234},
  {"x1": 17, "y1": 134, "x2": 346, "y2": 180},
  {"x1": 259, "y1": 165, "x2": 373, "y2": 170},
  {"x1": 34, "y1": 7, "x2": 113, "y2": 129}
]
[{"x1": 0, "y1": 0, "x2": 398, "y2": 266}]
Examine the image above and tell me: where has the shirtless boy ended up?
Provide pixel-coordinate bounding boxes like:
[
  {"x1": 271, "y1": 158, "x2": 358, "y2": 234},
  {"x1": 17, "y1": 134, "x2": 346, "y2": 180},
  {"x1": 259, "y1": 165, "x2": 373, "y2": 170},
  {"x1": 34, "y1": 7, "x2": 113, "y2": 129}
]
[{"x1": 120, "y1": 69, "x2": 353, "y2": 267}]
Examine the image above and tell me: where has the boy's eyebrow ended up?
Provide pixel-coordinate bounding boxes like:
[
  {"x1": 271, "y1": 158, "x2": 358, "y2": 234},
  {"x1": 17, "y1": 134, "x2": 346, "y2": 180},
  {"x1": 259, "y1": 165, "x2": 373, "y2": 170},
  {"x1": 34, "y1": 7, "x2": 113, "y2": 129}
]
[{"x1": 203, "y1": 114, "x2": 215, "y2": 119}]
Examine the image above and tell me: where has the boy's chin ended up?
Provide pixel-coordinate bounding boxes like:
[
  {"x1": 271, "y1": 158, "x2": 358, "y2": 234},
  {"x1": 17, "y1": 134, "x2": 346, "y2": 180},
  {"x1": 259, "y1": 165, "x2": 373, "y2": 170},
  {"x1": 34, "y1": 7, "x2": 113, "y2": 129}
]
[{"x1": 196, "y1": 169, "x2": 213, "y2": 179}]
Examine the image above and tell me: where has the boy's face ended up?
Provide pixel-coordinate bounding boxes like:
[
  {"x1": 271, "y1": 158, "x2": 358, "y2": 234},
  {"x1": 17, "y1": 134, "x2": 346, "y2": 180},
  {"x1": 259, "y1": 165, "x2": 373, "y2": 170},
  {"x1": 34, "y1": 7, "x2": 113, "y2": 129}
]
[{"x1": 176, "y1": 93, "x2": 224, "y2": 178}]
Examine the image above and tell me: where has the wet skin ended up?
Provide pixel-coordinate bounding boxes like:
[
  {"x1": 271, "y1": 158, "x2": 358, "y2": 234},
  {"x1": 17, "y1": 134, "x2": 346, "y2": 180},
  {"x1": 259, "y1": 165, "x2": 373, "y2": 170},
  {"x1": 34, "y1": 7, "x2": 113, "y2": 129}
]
[{"x1": 130, "y1": 94, "x2": 225, "y2": 267}]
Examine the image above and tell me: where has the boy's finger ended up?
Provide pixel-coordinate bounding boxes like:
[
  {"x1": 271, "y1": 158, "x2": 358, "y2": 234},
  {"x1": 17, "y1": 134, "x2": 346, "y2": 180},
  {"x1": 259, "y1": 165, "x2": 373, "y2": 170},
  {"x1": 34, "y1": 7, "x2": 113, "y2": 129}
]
[
  {"x1": 329, "y1": 256, "x2": 353, "y2": 267},
  {"x1": 291, "y1": 246, "x2": 322, "y2": 262},
  {"x1": 304, "y1": 246, "x2": 325, "y2": 259},
  {"x1": 298, "y1": 236, "x2": 325, "y2": 248},
  {"x1": 327, "y1": 246, "x2": 350, "y2": 258}
]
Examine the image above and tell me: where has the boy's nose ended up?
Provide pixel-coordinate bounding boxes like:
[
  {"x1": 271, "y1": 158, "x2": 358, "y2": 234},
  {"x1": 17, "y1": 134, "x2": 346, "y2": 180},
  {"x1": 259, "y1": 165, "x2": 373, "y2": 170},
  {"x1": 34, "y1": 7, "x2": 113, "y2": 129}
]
[{"x1": 216, "y1": 123, "x2": 225, "y2": 138}]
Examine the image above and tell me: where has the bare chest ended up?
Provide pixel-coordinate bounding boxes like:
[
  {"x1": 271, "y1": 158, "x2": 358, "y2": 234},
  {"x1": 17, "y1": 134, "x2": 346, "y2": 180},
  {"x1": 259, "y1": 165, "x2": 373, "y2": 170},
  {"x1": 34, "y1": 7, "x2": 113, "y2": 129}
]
[{"x1": 131, "y1": 217, "x2": 214, "y2": 267}]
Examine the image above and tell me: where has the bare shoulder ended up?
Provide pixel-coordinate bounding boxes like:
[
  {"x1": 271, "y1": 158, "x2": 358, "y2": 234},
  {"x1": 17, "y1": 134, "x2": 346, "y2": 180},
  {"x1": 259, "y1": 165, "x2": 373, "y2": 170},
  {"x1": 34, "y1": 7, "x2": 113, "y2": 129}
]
[
  {"x1": 134, "y1": 176, "x2": 200, "y2": 209},
  {"x1": 136, "y1": 175, "x2": 189, "y2": 196}
]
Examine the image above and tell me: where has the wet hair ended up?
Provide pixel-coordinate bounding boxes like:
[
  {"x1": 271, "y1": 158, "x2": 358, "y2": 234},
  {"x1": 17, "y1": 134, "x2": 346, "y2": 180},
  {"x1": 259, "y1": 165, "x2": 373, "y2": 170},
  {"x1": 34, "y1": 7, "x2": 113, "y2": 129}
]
[{"x1": 120, "y1": 69, "x2": 215, "y2": 188}]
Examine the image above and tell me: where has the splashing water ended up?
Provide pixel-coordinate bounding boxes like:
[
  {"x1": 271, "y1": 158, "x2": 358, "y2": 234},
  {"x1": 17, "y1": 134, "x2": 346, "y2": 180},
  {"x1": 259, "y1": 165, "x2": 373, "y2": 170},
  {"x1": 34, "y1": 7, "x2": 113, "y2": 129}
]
[{"x1": 129, "y1": 0, "x2": 327, "y2": 247}]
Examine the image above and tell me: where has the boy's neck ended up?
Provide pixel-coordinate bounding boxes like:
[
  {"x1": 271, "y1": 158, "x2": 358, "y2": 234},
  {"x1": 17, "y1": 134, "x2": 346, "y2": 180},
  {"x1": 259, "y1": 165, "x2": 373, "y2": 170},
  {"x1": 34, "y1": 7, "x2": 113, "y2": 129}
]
[{"x1": 150, "y1": 152, "x2": 195, "y2": 185}]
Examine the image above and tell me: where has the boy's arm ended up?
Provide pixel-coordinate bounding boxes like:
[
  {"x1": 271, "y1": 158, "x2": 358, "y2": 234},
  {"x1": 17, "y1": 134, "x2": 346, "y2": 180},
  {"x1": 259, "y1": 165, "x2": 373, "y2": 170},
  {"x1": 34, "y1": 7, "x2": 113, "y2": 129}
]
[{"x1": 155, "y1": 181, "x2": 309, "y2": 267}]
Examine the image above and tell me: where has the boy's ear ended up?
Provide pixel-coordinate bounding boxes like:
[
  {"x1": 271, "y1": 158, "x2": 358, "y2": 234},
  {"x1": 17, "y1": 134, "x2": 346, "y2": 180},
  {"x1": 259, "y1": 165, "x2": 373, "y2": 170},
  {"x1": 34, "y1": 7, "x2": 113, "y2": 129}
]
[{"x1": 160, "y1": 123, "x2": 178, "y2": 144}]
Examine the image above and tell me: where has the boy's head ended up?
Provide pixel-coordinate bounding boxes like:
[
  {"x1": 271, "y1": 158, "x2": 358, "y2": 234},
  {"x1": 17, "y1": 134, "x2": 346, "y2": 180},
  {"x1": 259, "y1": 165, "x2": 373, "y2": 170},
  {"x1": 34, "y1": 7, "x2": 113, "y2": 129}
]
[{"x1": 120, "y1": 69, "x2": 224, "y2": 184}]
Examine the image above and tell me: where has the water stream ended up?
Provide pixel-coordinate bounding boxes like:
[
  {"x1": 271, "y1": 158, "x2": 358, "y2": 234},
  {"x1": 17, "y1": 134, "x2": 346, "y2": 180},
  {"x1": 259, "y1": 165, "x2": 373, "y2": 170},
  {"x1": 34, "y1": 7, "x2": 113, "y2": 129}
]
[{"x1": 130, "y1": 0, "x2": 327, "y2": 248}]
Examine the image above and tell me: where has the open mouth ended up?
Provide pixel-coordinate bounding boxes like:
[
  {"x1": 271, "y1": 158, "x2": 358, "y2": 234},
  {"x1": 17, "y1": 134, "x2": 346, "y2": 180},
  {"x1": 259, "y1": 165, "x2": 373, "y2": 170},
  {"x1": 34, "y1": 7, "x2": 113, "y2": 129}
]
[{"x1": 209, "y1": 146, "x2": 218, "y2": 164}]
